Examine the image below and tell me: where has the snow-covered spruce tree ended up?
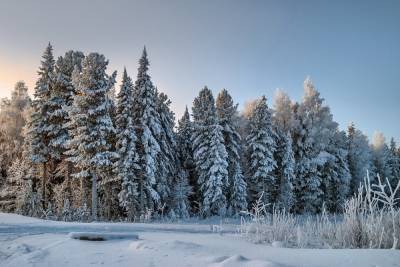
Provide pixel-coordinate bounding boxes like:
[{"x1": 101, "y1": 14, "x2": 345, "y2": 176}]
[
  {"x1": 192, "y1": 87, "x2": 228, "y2": 216},
  {"x1": 155, "y1": 90, "x2": 176, "y2": 209},
  {"x1": 245, "y1": 96, "x2": 277, "y2": 207},
  {"x1": 26, "y1": 43, "x2": 55, "y2": 209},
  {"x1": 371, "y1": 132, "x2": 391, "y2": 182},
  {"x1": 48, "y1": 51, "x2": 84, "y2": 213},
  {"x1": 115, "y1": 68, "x2": 140, "y2": 221},
  {"x1": 66, "y1": 53, "x2": 117, "y2": 221},
  {"x1": 49, "y1": 51, "x2": 85, "y2": 163},
  {"x1": 272, "y1": 90, "x2": 295, "y2": 211},
  {"x1": 176, "y1": 107, "x2": 197, "y2": 213},
  {"x1": 292, "y1": 77, "x2": 337, "y2": 213},
  {"x1": 347, "y1": 122, "x2": 373, "y2": 196},
  {"x1": 156, "y1": 90, "x2": 189, "y2": 218},
  {"x1": 274, "y1": 131, "x2": 295, "y2": 211},
  {"x1": 16, "y1": 125, "x2": 42, "y2": 217},
  {"x1": 216, "y1": 89, "x2": 247, "y2": 215},
  {"x1": 388, "y1": 138, "x2": 400, "y2": 189},
  {"x1": 132, "y1": 48, "x2": 162, "y2": 215},
  {"x1": 322, "y1": 130, "x2": 351, "y2": 212}
]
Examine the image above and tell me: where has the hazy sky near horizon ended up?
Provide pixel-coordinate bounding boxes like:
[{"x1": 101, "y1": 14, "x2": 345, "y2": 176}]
[{"x1": 0, "y1": 0, "x2": 399, "y2": 143}]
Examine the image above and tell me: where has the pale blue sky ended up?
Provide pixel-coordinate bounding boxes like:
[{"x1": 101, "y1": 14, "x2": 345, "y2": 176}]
[{"x1": 0, "y1": 0, "x2": 399, "y2": 143}]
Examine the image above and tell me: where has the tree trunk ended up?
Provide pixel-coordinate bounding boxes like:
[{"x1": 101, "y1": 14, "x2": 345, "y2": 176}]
[
  {"x1": 140, "y1": 175, "x2": 144, "y2": 214},
  {"x1": 91, "y1": 171, "x2": 98, "y2": 221},
  {"x1": 42, "y1": 162, "x2": 47, "y2": 209},
  {"x1": 66, "y1": 161, "x2": 72, "y2": 204}
]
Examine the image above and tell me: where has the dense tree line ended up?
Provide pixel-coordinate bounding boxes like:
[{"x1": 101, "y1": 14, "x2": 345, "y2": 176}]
[{"x1": 0, "y1": 44, "x2": 399, "y2": 221}]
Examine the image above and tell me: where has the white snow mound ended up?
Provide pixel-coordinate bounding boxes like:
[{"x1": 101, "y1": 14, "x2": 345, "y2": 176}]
[
  {"x1": 210, "y1": 254, "x2": 286, "y2": 267},
  {"x1": 69, "y1": 232, "x2": 138, "y2": 241}
]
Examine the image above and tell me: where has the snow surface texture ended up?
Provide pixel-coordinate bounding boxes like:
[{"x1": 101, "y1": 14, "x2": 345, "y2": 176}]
[{"x1": 1, "y1": 213, "x2": 399, "y2": 267}]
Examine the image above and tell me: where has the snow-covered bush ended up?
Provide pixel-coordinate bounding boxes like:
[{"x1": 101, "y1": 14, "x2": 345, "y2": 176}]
[{"x1": 240, "y1": 172, "x2": 400, "y2": 249}]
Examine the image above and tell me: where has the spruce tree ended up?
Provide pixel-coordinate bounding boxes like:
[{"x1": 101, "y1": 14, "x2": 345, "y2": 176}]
[
  {"x1": 48, "y1": 51, "x2": 84, "y2": 206},
  {"x1": 115, "y1": 68, "x2": 140, "y2": 220},
  {"x1": 245, "y1": 96, "x2": 276, "y2": 207},
  {"x1": 347, "y1": 123, "x2": 372, "y2": 195},
  {"x1": 292, "y1": 77, "x2": 337, "y2": 213},
  {"x1": 274, "y1": 131, "x2": 295, "y2": 211},
  {"x1": 216, "y1": 89, "x2": 247, "y2": 215},
  {"x1": 323, "y1": 131, "x2": 351, "y2": 212},
  {"x1": 192, "y1": 87, "x2": 228, "y2": 216},
  {"x1": 67, "y1": 53, "x2": 117, "y2": 221},
  {"x1": 155, "y1": 90, "x2": 177, "y2": 208},
  {"x1": 176, "y1": 107, "x2": 197, "y2": 213},
  {"x1": 132, "y1": 48, "x2": 162, "y2": 214},
  {"x1": 27, "y1": 43, "x2": 55, "y2": 208},
  {"x1": 388, "y1": 138, "x2": 400, "y2": 188}
]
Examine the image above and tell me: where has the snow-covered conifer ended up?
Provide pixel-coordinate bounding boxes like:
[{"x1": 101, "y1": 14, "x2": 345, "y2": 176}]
[
  {"x1": 388, "y1": 138, "x2": 400, "y2": 188},
  {"x1": 26, "y1": 43, "x2": 55, "y2": 208},
  {"x1": 216, "y1": 89, "x2": 247, "y2": 215},
  {"x1": 132, "y1": 48, "x2": 162, "y2": 213},
  {"x1": 347, "y1": 123, "x2": 372, "y2": 196},
  {"x1": 67, "y1": 53, "x2": 117, "y2": 221},
  {"x1": 176, "y1": 107, "x2": 197, "y2": 211},
  {"x1": 192, "y1": 87, "x2": 228, "y2": 216},
  {"x1": 115, "y1": 68, "x2": 140, "y2": 220},
  {"x1": 274, "y1": 131, "x2": 295, "y2": 211},
  {"x1": 371, "y1": 132, "x2": 391, "y2": 182},
  {"x1": 323, "y1": 131, "x2": 351, "y2": 212},
  {"x1": 245, "y1": 96, "x2": 276, "y2": 207},
  {"x1": 292, "y1": 77, "x2": 337, "y2": 213}
]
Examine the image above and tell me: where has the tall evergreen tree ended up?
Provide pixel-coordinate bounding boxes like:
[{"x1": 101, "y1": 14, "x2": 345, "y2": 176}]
[
  {"x1": 347, "y1": 123, "x2": 372, "y2": 195},
  {"x1": 292, "y1": 77, "x2": 337, "y2": 213},
  {"x1": 115, "y1": 68, "x2": 140, "y2": 220},
  {"x1": 371, "y1": 132, "x2": 391, "y2": 182},
  {"x1": 192, "y1": 87, "x2": 228, "y2": 216},
  {"x1": 323, "y1": 130, "x2": 351, "y2": 212},
  {"x1": 176, "y1": 107, "x2": 197, "y2": 213},
  {"x1": 132, "y1": 48, "x2": 162, "y2": 213},
  {"x1": 245, "y1": 96, "x2": 276, "y2": 207},
  {"x1": 216, "y1": 89, "x2": 247, "y2": 215},
  {"x1": 67, "y1": 53, "x2": 117, "y2": 221},
  {"x1": 388, "y1": 138, "x2": 400, "y2": 187},
  {"x1": 274, "y1": 131, "x2": 295, "y2": 211},
  {"x1": 155, "y1": 90, "x2": 177, "y2": 208},
  {"x1": 27, "y1": 43, "x2": 55, "y2": 208}
]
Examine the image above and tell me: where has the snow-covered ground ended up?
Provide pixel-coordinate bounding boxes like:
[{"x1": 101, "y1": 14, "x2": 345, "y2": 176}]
[{"x1": 0, "y1": 213, "x2": 399, "y2": 267}]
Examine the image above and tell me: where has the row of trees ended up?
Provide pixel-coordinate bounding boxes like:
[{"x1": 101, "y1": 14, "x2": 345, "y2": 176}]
[{"x1": 0, "y1": 44, "x2": 399, "y2": 221}]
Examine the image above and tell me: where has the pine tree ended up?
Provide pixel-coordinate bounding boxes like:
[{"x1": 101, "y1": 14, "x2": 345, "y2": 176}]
[
  {"x1": 245, "y1": 96, "x2": 276, "y2": 207},
  {"x1": 27, "y1": 43, "x2": 55, "y2": 209},
  {"x1": 216, "y1": 89, "x2": 247, "y2": 215},
  {"x1": 115, "y1": 68, "x2": 140, "y2": 220},
  {"x1": 192, "y1": 87, "x2": 228, "y2": 216},
  {"x1": 132, "y1": 48, "x2": 162, "y2": 214},
  {"x1": 347, "y1": 123, "x2": 372, "y2": 195},
  {"x1": 67, "y1": 53, "x2": 117, "y2": 221}
]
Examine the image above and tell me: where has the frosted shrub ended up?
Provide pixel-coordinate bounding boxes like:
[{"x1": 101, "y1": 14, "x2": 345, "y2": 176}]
[{"x1": 240, "y1": 173, "x2": 400, "y2": 249}]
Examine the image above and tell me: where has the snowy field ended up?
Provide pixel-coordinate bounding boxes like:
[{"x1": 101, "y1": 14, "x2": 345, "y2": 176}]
[{"x1": 0, "y1": 213, "x2": 399, "y2": 267}]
